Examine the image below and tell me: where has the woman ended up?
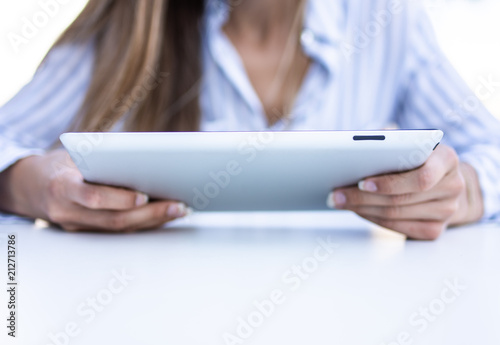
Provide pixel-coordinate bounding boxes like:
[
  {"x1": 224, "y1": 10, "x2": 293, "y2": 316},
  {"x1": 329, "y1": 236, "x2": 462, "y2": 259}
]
[{"x1": 0, "y1": 0, "x2": 499, "y2": 238}]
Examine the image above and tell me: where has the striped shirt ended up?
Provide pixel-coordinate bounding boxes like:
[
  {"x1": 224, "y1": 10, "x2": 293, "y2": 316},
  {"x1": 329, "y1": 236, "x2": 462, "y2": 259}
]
[{"x1": 1, "y1": 0, "x2": 500, "y2": 221}]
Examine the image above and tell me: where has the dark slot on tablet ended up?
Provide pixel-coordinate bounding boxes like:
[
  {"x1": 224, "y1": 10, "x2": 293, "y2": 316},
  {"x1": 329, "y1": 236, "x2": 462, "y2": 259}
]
[{"x1": 353, "y1": 135, "x2": 386, "y2": 141}]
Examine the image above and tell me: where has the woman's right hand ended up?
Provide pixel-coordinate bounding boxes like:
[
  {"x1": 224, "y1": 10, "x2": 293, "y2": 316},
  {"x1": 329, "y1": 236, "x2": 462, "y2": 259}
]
[{"x1": 0, "y1": 150, "x2": 189, "y2": 232}]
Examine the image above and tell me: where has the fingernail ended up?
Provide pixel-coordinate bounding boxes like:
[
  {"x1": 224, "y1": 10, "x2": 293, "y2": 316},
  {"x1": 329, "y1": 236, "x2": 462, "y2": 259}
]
[
  {"x1": 166, "y1": 203, "x2": 188, "y2": 218},
  {"x1": 327, "y1": 192, "x2": 346, "y2": 209},
  {"x1": 358, "y1": 180, "x2": 377, "y2": 192},
  {"x1": 334, "y1": 191, "x2": 346, "y2": 207},
  {"x1": 327, "y1": 192, "x2": 335, "y2": 209},
  {"x1": 135, "y1": 193, "x2": 149, "y2": 206}
]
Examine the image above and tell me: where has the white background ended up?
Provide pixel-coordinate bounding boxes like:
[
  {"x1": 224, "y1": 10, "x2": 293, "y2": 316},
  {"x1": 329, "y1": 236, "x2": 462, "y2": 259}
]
[{"x1": 1, "y1": 0, "x2": 499, "y2": 118}]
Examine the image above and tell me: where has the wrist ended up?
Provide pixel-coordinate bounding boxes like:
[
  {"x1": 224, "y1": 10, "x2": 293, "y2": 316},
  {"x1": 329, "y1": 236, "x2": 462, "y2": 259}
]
[{"x1": 452, "y1": 162, "x2": 484, "y2": 225}]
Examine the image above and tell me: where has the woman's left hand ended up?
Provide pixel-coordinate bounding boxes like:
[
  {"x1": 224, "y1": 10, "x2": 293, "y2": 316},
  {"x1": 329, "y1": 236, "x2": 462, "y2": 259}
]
[{"x1": 328, "y1": 145, "x2": 484, "y2": 240}]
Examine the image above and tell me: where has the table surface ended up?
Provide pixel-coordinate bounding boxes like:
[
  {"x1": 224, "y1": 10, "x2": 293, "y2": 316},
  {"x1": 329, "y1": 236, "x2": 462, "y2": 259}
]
[{"x1": 0, "y1": 211, "x2": 499, "y2": 345}]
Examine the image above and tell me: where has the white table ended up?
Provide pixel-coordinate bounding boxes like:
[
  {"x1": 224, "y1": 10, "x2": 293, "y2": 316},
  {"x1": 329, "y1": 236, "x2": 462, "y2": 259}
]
[{"x1": 0, "y1": 211, "x2": 499, "y2": 345}]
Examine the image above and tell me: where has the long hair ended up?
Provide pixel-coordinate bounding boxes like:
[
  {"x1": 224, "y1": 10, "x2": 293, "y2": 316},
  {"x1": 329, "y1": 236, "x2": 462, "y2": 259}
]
[{"x1": 53, "y1": 0, "x2": 205, "y2": 132}]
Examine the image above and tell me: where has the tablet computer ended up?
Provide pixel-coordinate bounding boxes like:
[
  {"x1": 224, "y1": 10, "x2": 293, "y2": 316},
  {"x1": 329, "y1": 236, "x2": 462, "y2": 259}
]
[{"x1": 60, "y1": 130, "x2": 443, "y2": 211}]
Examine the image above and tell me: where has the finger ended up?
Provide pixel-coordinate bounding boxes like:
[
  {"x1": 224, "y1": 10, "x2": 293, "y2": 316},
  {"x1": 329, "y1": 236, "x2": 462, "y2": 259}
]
[
  {"x1": 349, "y1": 198, "x2": 459, "y2": 221},
  {"x1": 66, "y1": 174, "x2": 149, "y2": 211},
  {"x1": 358, "y1": 145, "x2": 459, "y2": 195},
  {"x1": 331, "y1": 170, "x2": 465, "y2": 208},
  {"x1": 362, "y1": 215, "x2": 447, "y2": 240},
  {"x1": 60, "y1": 201, "x2": 190, "y2": 232}
]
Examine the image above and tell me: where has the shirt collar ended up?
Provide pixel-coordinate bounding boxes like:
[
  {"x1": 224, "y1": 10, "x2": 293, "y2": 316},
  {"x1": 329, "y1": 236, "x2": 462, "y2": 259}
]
[
  {"x1": 303, "y1": 0, "x2": 347, "y2": 46},
  {"x1": 301, "y1": 0, "x2": 347, "y2": 77}
]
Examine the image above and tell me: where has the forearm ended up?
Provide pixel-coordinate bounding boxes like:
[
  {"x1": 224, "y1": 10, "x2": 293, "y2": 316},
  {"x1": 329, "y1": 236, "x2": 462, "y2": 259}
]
[
  {"x1": 0, "y1": 156, "x2": 43, "y2": 218},
  {"x1": 0, "y1": 163, "x2": 19, "y2": 215}
]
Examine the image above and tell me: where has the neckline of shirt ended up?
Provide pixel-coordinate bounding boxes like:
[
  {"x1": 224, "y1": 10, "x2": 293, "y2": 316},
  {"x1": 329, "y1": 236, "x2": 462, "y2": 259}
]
[{"x1": 203, "y1": 0, "x2": 347, "y2": 130}]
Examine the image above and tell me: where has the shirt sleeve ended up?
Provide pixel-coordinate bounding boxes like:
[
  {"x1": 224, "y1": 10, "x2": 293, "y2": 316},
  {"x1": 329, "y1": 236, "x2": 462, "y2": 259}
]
[
  {"x1": 0, "y1": 41, "x2": 94, "y2": 173},
  {"x1": 395, "y1": 3, "x2": 500, "y2": 221}
]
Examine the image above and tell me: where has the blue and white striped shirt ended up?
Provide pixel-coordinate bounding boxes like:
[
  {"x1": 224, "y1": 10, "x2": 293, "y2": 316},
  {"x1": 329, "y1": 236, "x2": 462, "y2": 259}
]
[{"x1": 1, "y1": 0, "x2": 500, "y2": 220}]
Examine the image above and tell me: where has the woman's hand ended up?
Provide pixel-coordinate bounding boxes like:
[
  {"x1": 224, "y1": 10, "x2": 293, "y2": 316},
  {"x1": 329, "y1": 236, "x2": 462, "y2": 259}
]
[
  {"x1": 0, "y1": 150, "x2": 189, "y2": 232},
  {"x1": 328, "y1": 145, "x2": 484, "y2": 240}
]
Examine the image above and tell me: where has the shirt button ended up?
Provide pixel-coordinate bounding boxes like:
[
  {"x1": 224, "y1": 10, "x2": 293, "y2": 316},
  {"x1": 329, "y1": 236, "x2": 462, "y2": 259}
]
[{"x1": 301, "y1": 29, "x2": 315, "y2": 46}]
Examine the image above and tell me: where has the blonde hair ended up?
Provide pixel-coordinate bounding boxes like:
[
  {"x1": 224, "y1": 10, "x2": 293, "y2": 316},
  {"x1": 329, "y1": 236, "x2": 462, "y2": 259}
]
[{"x1": 53, "y1": 0, "x2": 204, "y2": 133}]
